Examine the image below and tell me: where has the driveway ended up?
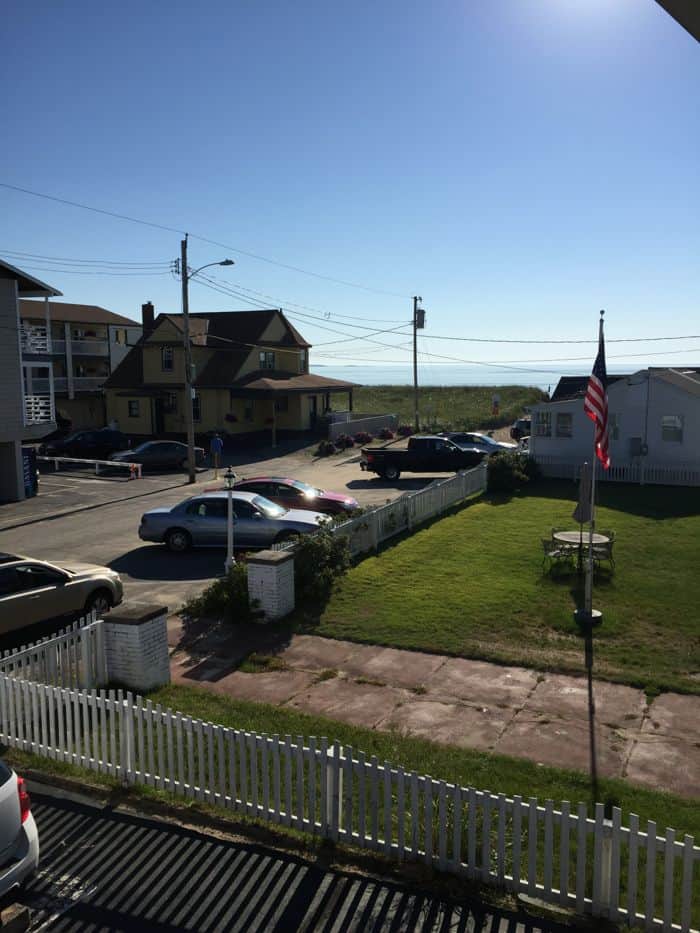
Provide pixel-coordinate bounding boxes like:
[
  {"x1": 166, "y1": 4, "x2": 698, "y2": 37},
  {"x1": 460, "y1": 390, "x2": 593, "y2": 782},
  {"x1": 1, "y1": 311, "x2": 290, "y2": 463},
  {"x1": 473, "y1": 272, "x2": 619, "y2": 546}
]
[
  {"x1": 0, "y1": 440, "x2": 456, "y2": 620},
  {"x1": 14, "y1": 784, "x2": 569, "y2": 932}
]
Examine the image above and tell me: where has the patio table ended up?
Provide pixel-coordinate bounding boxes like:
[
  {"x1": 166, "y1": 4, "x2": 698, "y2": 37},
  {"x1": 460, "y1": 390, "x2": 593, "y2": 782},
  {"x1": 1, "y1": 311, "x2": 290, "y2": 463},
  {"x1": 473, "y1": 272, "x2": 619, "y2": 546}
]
[{"x1": 552, "y1": 530, "x2": 611, "y2": 573}]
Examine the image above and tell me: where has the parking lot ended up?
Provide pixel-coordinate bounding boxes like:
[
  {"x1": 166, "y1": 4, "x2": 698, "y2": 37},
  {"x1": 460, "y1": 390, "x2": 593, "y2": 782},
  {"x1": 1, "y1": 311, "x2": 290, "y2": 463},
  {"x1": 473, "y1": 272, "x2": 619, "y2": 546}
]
[{"x1": 0, "y1": 440, "x2": 453, "y2": 621}]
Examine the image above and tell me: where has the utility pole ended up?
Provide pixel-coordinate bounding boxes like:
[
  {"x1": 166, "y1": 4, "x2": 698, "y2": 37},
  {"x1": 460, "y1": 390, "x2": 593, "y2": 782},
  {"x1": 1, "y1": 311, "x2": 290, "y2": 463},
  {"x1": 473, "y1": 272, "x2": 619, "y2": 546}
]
[
  {"x1": 412, "y1": 296, "x2": 424, "y2": 433},
  {"x1": 181, "y1": 235, "x2": 197, "y2": 484}
]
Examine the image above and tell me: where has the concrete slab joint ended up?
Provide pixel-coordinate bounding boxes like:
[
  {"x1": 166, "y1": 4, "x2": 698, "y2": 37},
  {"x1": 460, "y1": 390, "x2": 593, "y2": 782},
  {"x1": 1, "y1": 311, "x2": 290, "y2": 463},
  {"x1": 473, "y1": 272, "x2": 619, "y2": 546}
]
[
  {"x1": 247, "y1": 550, "x2": 295, "y2": 622},
  {"x1": 103, "y1": 605, "x2": 170, "y2": 691}
]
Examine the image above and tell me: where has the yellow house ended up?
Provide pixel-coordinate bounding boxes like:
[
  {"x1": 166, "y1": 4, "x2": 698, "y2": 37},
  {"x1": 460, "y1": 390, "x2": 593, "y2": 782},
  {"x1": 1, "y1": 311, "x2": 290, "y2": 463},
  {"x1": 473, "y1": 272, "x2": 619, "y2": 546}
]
[{"x1": 104, "y1": 305, "x2": 358, "y2": 444}]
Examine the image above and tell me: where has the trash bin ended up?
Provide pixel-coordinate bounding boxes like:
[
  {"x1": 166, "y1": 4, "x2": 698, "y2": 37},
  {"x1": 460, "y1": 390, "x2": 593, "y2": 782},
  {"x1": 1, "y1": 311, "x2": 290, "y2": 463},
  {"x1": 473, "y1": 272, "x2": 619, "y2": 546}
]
[{"x1": 21, "y1": 447, "x2": 38, "y2": 498}]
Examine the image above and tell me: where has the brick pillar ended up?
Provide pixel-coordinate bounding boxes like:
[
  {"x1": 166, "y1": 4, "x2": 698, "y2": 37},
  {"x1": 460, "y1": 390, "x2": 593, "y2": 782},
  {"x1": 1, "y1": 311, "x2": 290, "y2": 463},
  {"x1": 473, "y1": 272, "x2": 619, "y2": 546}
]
[
  {"x1": 247, "y1": 550, "x2": 295, "y2": 621},
  {"x1": 103, "y1": 605, "x2": 170, "y2": 691}
]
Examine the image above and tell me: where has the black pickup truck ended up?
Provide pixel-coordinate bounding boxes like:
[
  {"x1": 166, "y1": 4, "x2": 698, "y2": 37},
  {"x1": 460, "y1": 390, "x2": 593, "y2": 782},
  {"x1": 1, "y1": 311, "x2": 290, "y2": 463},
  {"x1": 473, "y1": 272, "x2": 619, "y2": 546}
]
[{"x1": 360, "y1": 435, "x2": 485, "y2": 480}]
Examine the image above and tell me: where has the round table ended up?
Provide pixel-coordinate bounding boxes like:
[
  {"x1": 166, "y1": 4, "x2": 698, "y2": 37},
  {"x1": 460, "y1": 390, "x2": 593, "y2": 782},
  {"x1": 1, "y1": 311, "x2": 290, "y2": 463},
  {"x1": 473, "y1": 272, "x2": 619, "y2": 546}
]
[{"x1": 553, "y1": 531, "x2": 609, "y2": 545}]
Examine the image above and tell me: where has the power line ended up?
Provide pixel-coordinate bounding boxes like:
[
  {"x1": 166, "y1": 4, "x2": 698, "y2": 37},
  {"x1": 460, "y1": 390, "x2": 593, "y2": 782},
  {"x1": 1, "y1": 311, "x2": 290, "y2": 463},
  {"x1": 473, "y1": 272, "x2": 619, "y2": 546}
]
[
  {"x1": 418, "y1": 331, "x2": 700, "y2": 345},
  {"x1": 5, "y1": 264, "x2": 173, "y2": 277},
  {"x1": 0, "y1": 182, "x2": 409, "y2": 298},
  {"x1": 0, "y1": 248, "x2": 171, "y2": 267}
]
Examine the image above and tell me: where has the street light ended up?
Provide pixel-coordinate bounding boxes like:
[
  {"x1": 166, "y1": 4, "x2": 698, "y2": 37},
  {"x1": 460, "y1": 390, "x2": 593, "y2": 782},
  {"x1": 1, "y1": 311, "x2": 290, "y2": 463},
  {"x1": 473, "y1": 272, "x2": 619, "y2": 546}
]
[
  {"x1": 180, "y1": 235, "x2": 235, "y2": 484},
  {"x1": 224, "y1": 466, "x2": 237, "y2": 572}
]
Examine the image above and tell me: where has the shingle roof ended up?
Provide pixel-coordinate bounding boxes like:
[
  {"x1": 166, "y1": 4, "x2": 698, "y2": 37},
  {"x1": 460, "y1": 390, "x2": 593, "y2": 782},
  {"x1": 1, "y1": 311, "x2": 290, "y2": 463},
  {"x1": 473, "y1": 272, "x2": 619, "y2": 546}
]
[
  {"x1": 550, "y1": 374, "x2": 628, "y2": 402},
  {"x1": 230, "y1": 371, "x2": 359, "y2": 393},
  {"x1": 654, "y1": 368, "x2": 700, "y2": 396},
  {"x1": 20, "y1": 300, "x2": 138, "y2": 327}
]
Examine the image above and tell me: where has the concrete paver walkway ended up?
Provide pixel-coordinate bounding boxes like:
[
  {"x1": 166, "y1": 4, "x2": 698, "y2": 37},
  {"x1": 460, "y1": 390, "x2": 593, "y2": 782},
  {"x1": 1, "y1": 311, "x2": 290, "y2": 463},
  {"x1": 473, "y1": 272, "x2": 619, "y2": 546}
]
[{"x1": 169, "y1": 628, "x2": 700, "y2": 799}]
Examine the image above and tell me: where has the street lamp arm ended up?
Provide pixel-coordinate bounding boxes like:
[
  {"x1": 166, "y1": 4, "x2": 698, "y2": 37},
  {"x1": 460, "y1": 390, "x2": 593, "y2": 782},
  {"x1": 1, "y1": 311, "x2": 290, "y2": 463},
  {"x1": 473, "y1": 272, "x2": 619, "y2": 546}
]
[{"x1": 187, "y1": 259, "x2": 235, "y2": 280}]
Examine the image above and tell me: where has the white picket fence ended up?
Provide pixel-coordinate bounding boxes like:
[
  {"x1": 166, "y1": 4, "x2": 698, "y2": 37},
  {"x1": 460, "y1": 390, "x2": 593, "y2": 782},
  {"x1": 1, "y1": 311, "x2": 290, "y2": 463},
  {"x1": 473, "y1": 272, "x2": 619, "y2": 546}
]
[
  {"x1": 0, "y1": 673, "x2": 697, "y2": 932},
  {"x1": 274, "y1": 463, "x2": 488, "y2": 558},
  {"x1": 535, "y1": 456, "x2": 700, "y2": 488},
  {"x1": 0, "y1": 615, "x2": 105, "y2": 689}
]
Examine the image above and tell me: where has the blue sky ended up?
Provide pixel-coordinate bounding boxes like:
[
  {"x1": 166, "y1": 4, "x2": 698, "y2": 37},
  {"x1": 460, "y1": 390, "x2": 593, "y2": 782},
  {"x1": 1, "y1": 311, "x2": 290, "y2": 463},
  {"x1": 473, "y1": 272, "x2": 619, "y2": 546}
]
[{"x1": 2, "y1": 0, "x2": 698, "y2": 383}]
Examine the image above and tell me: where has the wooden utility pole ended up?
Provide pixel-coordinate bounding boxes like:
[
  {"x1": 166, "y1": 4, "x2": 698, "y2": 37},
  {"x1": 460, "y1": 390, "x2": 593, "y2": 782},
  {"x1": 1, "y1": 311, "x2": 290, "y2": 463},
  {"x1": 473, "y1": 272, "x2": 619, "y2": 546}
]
[
  {"x1": 181, "y1": 235, "x2": 197, "y2": 484},
  {"x1": 413, "y1": 295, "x2": 422, "y2": 433}
]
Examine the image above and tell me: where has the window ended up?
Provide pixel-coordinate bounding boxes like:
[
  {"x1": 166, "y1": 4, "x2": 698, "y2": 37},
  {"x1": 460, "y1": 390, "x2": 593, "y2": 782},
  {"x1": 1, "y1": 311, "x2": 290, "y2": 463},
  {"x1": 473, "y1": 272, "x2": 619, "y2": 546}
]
[
  {"x1": 15, "y1": 564, "x2": 67, "y2": 589},
  {"x1": 114, "y1": 328, "x2": 126, "y2": 344},
  {"x1": 233, "y1": 501, "x2": 256, "y2": 519},
  {"x1": 662, "y1": 415, "x2": 683, "y2": 443},
  {"x1": 274, "y1": 396, "x2": 288, "y2": 413},
  {"x1": 186, "y1": 499, "x2": 226, "y2": 518},
  {"x1": 555, "y1": 413, "x2": 573, "y2": 438},
  {"x1": 244, "y1": 402, "x2": 254, "y2": 422},
  {"x1": 299, "y1": 349, "x2": 308, "y2": 373},
  {"x1": 128, "y1": 400, "x2": 140, "y2": 418},
  {"x1": 534, "y1": 411, "x2": 551, "y2": 437},
  {"x1": 164, "y1": 392, "x2": 177, "y2": 413},
  {"x1": 0, "y1": 569, "x2": 21, "y2": 597},
  {"x1": 192, "y1": 394, "x2": 201, "y2": 422},
  {"x1": 259, "y1": 351, "x2": 275, "y2": 370},
  {"x1": 609, "y1": 413, "x2": 620, "y2": 441},
  {"x1": 161, "y1": 346, "x2": 174, "y2": 372}
]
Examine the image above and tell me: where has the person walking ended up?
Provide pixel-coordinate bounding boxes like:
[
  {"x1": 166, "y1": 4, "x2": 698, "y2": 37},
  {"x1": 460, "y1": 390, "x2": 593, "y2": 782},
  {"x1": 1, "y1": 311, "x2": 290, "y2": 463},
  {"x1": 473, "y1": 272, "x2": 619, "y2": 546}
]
[{"x1": 210, "y1": 432, "x2": 224, "y2": 478}]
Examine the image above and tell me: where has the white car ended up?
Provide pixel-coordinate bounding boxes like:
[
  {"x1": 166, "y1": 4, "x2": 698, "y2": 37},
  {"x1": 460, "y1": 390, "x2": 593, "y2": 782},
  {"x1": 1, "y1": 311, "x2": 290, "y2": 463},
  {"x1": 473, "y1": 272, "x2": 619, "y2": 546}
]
[
  {"x1": 0, "y1": 760, "x2": 39, "y2": 896},
  {"x1": 440, "y1": 432, "x2": 518, "y2": 455}
]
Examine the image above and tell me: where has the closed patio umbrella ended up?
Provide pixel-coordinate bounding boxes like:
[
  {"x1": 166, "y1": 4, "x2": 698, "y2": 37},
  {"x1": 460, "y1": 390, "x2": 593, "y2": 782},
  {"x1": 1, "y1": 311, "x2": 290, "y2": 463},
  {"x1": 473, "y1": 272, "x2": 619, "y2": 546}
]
[{"x1": 573, "y1": 461, "x2": 593, "y2": 526}]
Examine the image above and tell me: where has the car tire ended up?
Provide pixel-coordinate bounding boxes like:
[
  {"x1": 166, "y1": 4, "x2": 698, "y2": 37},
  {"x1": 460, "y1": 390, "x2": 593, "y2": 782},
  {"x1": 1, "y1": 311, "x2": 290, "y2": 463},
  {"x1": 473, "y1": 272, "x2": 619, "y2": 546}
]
[
  {"x1": 85, "y1": 589, "x2": 113, "y2": 616},
  {"x1": 166, "y1": 528, "x2": 192, "y2": 552},
  {"x1": 384, "y1": 465, "x2": 401, "y2": 481}
]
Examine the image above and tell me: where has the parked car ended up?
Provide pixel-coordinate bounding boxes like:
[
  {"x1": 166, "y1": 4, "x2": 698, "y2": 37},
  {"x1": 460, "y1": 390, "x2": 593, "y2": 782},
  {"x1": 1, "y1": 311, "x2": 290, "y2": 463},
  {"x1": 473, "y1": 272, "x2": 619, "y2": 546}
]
[
  {"x1": 39, "y1": 428, "x2": 130, "y2": 461},
  {"x1": 360, "y1": 435, "x2": 485, "y2": 481},
  {"x1": 110, "y1": 440, "x2": 205, "y2": 471},
  {"x1": 232, "y1": 477, "x2": 359, "y2": 515},
  {"x1": 0, "y1": 759, "x2": 39, "y2": 897},
  {"x1": 0, "y1": 554, "x2": 123, "y2": 633},
  {"x1": 439, "y1": 432, "x2": 517, "y2": 455},
  {"x1": 139, "y1": 490, "x2": 329, "y2": 552},
  {"x1": 510, "y1": 418, "x2": 532, "y2": 441}
]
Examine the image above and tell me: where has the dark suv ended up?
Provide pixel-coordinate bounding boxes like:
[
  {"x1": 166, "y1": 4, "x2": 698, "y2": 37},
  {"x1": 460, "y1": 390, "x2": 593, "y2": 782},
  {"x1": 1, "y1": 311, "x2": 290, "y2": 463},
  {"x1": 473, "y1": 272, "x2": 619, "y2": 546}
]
[
  {"x1": 510, "y1": 418, "x2": 531, "y2": 441},
  {"x1": 39, "y1": 428, "x2": 130, "y2": 461}
]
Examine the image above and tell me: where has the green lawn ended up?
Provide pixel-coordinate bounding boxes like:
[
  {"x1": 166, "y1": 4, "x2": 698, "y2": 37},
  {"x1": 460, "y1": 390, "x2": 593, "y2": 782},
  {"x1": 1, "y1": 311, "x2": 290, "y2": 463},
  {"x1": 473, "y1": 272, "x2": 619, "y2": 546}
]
[
  {"x1": 348, "y1": 384, "x2": 546, "y2": 432},
  {"x1": 311, "y1": 481, "x2": 700, "y2": 696}
]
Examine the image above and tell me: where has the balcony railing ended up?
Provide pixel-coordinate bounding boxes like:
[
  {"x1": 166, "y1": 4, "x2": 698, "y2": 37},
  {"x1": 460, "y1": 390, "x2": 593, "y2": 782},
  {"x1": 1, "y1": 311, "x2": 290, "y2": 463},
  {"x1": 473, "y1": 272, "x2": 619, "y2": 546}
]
[
  {"x1": 20, "y1": 323, "x2": 51, "y2": 354},
  {"x1": 31, "y1": 376, "x2": 107, "y2": 394},
  {"x1": 24, "y1": 394, "x2": 55, "y2": 426},
  {"x1": 51, "y1": 338, "x2": 109, "y2": 356}
]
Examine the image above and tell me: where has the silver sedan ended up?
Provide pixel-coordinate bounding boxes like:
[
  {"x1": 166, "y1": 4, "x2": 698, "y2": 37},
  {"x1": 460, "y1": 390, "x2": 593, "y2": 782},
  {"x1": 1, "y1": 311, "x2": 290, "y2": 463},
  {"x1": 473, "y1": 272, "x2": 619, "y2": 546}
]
[{"x1": 138, "y1": 490, "x2": 329, "y2": 552}]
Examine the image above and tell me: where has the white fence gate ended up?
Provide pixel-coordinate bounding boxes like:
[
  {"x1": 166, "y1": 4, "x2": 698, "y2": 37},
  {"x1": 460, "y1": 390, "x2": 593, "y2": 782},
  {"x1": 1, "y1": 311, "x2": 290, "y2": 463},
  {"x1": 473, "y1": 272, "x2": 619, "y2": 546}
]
[{"x1": 0, "y1": 677, "x2": 697, "y2": 933}]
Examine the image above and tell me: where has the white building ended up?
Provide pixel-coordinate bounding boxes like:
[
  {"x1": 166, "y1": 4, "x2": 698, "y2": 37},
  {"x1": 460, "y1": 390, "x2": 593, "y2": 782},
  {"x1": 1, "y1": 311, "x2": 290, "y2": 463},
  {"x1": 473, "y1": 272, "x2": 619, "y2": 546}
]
[{"x1": 530, "y1": 368, "x2": 700, "y2": 485}]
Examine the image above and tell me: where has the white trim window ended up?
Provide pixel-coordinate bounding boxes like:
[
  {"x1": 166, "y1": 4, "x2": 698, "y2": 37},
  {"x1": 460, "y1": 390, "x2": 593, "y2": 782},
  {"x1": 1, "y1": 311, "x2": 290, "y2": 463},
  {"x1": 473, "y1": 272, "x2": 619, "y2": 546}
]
[
  {"x1": 161, "y1": 346, "x2": 174, "y2": 372},
  {"x1": 609, "y1": 412, "x2": 620, "y2": 441},
  {"x1": 128, "y1": 400, "x2": 140, "y2": 418},
  {"x1": 259, "y1": 351, "x2": 275, "y2": 370},
  {"x1": 299, "y1": 349, "x2": 308, "y2": 373},
  {"x1": 555, "y1": 412, "x2": 572, "y2": 438},
  {"x1": 534, "y1": 411, "x2": 551, "y2": 437},
  {"x1": 661, "y1": 414, "x2": 683, "y2": 443}
]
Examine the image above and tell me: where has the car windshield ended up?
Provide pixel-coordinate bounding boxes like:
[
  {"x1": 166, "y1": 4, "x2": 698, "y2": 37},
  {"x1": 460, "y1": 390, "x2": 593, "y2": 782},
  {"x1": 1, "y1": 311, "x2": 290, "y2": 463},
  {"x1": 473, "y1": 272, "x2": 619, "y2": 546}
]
[
  {"x1": 290, "y1": 479, "x2": 323, "y2": 497},
  {"x1": 251, "y1": 494, "x2": 287, "y2": 518},
  {"x1": 130, "y1": 442, "x2": 154, "y2": 453}
]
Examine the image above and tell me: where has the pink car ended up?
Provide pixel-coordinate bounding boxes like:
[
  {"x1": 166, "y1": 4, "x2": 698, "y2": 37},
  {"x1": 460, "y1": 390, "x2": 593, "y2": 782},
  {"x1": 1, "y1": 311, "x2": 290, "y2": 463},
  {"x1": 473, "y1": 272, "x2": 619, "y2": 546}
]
[{"x1": 233, "y1": 477, "x2": 359, "y2": 515}]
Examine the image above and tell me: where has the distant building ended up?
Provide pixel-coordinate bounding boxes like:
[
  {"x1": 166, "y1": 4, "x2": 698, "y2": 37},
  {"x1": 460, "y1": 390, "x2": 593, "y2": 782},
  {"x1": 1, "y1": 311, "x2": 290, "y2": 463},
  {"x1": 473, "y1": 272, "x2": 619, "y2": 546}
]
[
  {"x1": 0, "y1": 260, "x2": 61, "y2": 502},
  {"x1": 19, "y1": 301, "x2": 142, "y2": 430},
  {"x1": 104, "y1": 303, "x2": 357, "y2": 444}
]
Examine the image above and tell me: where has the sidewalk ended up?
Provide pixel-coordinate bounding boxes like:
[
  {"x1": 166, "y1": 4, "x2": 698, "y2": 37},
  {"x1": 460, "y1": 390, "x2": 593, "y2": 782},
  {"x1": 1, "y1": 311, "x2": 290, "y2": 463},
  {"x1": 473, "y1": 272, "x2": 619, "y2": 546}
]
[{"x1": 169, "y1": 625, "x2": 700, "y2": 799}]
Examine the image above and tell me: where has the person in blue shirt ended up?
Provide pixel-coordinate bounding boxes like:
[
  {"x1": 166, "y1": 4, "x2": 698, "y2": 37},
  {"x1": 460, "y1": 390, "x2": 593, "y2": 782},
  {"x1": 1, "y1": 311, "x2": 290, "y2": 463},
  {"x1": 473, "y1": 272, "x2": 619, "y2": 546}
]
[{"x1": 210, "y1": 432, "x2": 224, "y2": 476}]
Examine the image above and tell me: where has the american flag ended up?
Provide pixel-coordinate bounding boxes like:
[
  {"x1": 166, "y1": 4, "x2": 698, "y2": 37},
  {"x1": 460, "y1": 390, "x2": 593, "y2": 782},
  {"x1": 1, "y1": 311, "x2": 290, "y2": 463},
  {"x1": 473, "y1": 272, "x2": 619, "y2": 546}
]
[{"x1": 584, "y1": 320, "x2": 610, "y2": 469}]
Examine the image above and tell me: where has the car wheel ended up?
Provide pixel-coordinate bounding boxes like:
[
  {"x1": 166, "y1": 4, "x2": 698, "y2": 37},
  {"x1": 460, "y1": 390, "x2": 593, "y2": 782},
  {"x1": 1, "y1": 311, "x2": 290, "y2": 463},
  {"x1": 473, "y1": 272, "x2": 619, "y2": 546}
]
[
  {"x1": 85, "y1": 589, "x2": 112, "y2": 616},
  {"x1": 166, "y1": 528, "x2": 192, "y2": 552},
  {"x1": 384, "y1": 465, "x2": 401, "y2": 481}
]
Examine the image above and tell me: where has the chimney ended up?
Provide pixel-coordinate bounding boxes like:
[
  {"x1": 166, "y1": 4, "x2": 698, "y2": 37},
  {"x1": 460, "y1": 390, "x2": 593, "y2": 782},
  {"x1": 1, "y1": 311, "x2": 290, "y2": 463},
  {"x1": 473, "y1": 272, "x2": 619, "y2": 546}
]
[{"x1": 142, "y1": 301, "x2": 155, "y2": 336}]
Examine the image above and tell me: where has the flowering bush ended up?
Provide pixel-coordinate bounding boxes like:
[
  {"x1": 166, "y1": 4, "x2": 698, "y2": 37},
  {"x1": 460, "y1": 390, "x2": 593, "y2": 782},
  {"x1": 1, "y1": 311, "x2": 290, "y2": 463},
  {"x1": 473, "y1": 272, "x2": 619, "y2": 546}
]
[
  {"x1": 315, "y1": 440, "x2": 336, "y2": 457},
  {"x1": 334, "y1": 433, "x2": 354, "y2": 450},
  {"x1": 379, "y1": 427, "x2": 394, "y2": 440},
  {"x1": 353, "y1": 431, "x2": 373, "y2": 445},
  {"x1": 397, "y1": 424, "x2": 414, "y2": 437}
]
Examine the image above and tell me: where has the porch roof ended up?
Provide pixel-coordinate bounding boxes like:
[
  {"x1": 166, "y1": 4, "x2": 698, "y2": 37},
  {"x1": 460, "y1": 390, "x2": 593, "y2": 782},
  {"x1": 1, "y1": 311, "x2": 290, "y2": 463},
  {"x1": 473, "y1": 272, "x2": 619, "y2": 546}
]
[{"x1": 226, "y1": 370, "x2": 359, "y2": 397}]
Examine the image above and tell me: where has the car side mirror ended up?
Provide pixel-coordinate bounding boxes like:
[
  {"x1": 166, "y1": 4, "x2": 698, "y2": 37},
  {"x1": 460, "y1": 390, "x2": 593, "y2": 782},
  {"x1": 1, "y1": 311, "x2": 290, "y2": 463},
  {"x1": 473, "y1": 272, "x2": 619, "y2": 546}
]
[{"x1": 253, "y1": 511, "x2": 263, "y2": 519}]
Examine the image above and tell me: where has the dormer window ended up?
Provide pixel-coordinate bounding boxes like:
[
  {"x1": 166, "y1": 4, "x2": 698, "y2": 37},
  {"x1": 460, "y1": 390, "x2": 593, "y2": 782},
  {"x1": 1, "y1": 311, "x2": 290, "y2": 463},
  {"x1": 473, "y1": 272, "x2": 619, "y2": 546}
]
[
  {"x1": 259, "y1": 351, "x2": 275, "y2": 370},
  {"x1": 161, "y1": 346, "x2": 174, "y2": 372},
  {"x1": 300, "y1": 349, "x2": 308, "y2": 373}
]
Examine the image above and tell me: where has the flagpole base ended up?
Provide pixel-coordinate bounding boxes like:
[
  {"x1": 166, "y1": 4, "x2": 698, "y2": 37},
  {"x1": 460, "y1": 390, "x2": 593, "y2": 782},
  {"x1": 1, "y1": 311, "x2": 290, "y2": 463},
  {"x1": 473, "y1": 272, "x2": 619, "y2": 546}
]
[{"x1": 574, "y1": 609, "x2": 603, "y2": 627}]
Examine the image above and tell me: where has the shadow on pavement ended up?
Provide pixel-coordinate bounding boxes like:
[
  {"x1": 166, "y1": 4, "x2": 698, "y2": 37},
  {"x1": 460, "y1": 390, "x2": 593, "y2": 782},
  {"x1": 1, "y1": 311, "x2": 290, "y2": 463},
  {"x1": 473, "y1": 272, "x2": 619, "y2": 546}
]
[
  {"x1": 110, "y1": 546, "x2": 223, "y2": 582},
  {"x1": 24, "y1": 792, "x2": 571, "y2": 933}
]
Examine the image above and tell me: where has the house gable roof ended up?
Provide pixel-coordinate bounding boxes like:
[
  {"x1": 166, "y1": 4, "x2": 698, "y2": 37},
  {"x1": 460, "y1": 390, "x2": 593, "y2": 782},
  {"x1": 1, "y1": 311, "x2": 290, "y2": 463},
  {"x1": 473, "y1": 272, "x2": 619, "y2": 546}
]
[
  {"x1": 20, "y1": 300, "x2": 138, "y2": 327},
  {"x1": 654, "y1": 368, "x2": 700, "y2": 397},
  {"x1": 0, "y1": 259, "x2": 62, "y2": 297},
  {"x1": 549, "y1": 374, "x2": 629, "y2": 402}
]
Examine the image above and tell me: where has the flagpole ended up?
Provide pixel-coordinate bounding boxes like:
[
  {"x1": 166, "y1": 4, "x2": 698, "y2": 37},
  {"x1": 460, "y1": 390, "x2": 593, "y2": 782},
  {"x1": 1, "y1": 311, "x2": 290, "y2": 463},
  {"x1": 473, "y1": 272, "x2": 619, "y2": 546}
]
[{"x1": 584, "y1": 310, "x2": 605, "y2": 618}]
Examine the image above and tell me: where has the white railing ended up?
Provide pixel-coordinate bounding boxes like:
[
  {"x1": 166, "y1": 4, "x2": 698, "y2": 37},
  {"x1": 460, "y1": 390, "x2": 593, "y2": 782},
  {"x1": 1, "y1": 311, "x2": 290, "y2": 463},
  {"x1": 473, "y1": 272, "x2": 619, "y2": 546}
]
[
  {"x1": 0, "y1": 675, "x2": 696, "y2": 931},
  {"x1": 38, "y1": 456, "x2": 142, "y2": 478},
  {"x1": 51, "y1": 338, "x2": 109, "y2": 356},
  {"x1": 24, "y1": 394, "x2": 55, "y2": 426},
  {"x1": 275, "y1": 463, "x2": 488, "y2": 557},
  {"x1": 31, "y1": 376, "x2": 107, "y2": 393},
  {"x1": 0, "y1": 616, "x2": 105, "y2": 690},
  {"x1": 19, "y1": 322, "x2": 51, "y2": 354},
  {"x1": 535, "y1": 456, "x2": 700, "y2": 488}
]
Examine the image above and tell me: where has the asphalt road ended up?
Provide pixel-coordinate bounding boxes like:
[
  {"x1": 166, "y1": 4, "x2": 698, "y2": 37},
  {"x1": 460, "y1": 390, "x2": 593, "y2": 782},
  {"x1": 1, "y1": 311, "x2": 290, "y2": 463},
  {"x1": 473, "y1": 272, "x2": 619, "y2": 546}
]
[
  {"x1": 11, "y1": 786, "x2": 568, "y2": 933},
  {"x1": 0, "y1": 442, "x2": 450, "y2": 622}
]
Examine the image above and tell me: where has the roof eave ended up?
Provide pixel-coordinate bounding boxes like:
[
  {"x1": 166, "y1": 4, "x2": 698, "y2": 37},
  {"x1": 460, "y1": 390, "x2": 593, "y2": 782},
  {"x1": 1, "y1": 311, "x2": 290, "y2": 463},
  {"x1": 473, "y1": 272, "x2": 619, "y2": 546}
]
[{"x1": 0, "y1": 259, "x2": 62, "y2": 297}]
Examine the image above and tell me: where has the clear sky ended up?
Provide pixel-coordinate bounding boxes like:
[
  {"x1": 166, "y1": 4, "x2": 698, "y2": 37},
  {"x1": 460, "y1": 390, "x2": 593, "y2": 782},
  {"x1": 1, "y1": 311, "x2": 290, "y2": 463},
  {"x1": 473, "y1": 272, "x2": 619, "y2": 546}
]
[{"x1": 2, "y1": 0, "x2": 698, "y2": 383}]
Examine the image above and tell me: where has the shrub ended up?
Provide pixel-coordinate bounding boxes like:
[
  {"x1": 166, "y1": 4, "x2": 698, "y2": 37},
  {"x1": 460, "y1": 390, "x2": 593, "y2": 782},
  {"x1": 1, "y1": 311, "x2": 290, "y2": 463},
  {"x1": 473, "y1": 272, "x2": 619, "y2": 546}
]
[
  {"x1": 294, "y1": 527, "x2": 351, "y2": 606},
  {"x1": 334, "y1": 433, "x2": 354, "y2": 450},
  {"x1": 183, "y1": 564, "x2": 258, "y2": 622},
  {"x1": 487, "y1": 451, "x2": 540, "y2": 493},
  {"x1": 315, "y1": 440, "x2": 336, "y2": 457},
  {"x1": 397, "y1": 424, "x2": 414, "y2": 437},
  {"x1": 353, "y1": 431, "x2": 373, "y2": 445},
  {"x1": 379, "y1": 427, "x2": 394, "y2": 440}
]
